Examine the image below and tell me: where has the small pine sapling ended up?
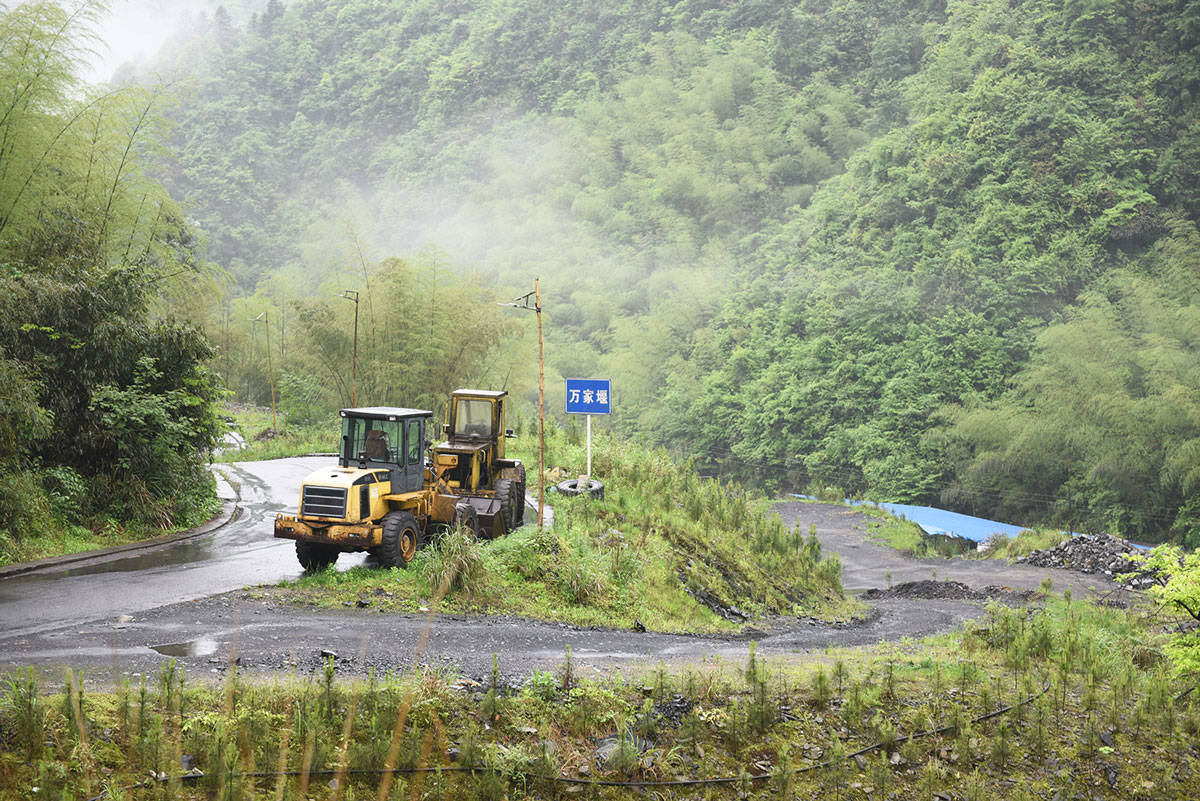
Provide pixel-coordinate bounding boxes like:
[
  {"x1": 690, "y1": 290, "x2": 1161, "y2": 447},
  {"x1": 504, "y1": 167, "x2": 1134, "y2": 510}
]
[
  {"x1": 832, "y1": 659, "x2": 847, "y2": 698},
  {"x1": 812, "y1": 665, "x2": 832, "y2": 709},
  {"x1": 989, "y1": 721, "x2": 1013, "y2": 768}
]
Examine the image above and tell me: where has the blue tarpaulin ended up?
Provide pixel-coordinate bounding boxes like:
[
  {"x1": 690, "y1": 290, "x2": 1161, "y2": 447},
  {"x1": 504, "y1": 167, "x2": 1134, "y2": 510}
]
[
  {"x1": 793, "y1": 496, "x2": 1151, "y2": 549},
  {"x1": 794, "y1": 496, "x2": 1028, "y2": 544},
  {"x1": 853, "y1": 502, "x2": 1028, "y2": 544}
]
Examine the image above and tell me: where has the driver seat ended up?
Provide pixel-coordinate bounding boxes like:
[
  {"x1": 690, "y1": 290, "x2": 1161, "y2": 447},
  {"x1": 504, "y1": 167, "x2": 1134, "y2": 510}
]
[{"x1": 365, "y1": 429, "x2": 390, "y2": 460}]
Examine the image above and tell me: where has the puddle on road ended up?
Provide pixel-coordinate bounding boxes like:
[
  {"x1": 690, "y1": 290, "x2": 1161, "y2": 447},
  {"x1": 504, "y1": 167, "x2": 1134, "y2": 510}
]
[{"x1": 150, "y1": 637, "x2": 219, "y2": 657}]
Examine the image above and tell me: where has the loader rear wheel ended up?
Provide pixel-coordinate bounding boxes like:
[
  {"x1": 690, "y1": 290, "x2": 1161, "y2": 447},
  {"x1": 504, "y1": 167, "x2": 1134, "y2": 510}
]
[
  {"x1": 377, "y1": 511, "x2": 421, "y2": 568},
  {"x1": 296, "y1": 541, "x2": 338, "y2": 572},
  {"x1": 452, "y1": 502, "x2": 479, "y2": 539}
]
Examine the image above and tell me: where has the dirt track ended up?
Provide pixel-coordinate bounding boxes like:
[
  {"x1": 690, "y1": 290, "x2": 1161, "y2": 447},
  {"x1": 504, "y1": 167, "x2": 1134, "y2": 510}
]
[
  {"x1": 0, "y1": 460, "x2": 1125, "y2": 686},
  {"x1": 774, "y1": 502, "x2": 1112, "y2": 597}
]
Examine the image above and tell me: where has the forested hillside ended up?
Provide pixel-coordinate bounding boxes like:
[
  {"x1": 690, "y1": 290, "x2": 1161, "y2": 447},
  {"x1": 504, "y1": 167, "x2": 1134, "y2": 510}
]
[
  {"x1": 136, "y1": 0, "x2": 1200, "y2": 543},
  {"x1": 670, "y1": 0, "x2": 1200, "y2": 543}
]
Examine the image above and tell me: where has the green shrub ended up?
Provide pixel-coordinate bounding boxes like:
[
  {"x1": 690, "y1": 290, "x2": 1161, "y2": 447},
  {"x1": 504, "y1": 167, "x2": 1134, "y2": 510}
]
[
  {"x1": 424, "y1": 526, "x2": 490, "y2": 599},
  {"x1": 553, "y1": 546, "x2": 609, "y2": 604}
]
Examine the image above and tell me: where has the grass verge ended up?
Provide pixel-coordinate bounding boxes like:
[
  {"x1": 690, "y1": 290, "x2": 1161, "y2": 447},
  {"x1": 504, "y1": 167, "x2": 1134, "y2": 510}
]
[
  {"x1": 214, "y1": 404, "x2": 337, "y2": 463},
  {"x1": 858, "y1": 505, "x2": 973, "y2": 558},
  {"x1": 3, "y1": 595, "x2": 1196, "y2": 799},
  {"x1": 979, "y1": 528, "x2": 1071, "y2": 560},
  {"x1": 858, "y1": 505, "x2": 1073, "y2": 562},
  {"x1": 0, "y1": 489, "x2": 221, "y2": 568}
]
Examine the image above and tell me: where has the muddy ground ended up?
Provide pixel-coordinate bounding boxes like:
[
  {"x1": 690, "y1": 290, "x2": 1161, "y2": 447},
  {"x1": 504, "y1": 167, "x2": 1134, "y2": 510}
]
[{"x1": 0, "y1": 460, "x2": 1127, "y2": 687}]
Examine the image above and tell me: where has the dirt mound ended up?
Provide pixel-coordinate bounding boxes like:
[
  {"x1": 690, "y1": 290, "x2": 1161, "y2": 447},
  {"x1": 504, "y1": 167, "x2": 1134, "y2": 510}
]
[{"x1": 863, "y1": 580, "x2": 1031, "y2": 601}]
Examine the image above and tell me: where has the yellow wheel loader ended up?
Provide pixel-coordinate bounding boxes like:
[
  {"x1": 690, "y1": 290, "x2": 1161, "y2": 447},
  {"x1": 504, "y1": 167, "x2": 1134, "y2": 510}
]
[
  {"x1": 274, "y1": 390, "x2": 526, "y2": 571},
  {"x1": 427, "y1": 389, "x2": 527, "y2": 539}
]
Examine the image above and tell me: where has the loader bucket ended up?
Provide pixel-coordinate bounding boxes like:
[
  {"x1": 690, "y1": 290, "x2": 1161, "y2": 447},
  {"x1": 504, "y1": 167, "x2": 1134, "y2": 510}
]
[{"x1": 461, "y1": 495, "x2": 508, "y2": 539}]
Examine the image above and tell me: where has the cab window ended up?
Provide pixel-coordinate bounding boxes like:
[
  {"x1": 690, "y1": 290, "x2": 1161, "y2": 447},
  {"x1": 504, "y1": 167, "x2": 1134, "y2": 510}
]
[
  {"x1": 406, "y1": 419, "x2": 422, "y2": 465},
  {"x1": 453, "y1": 399, "x2": 493, "y2": 438},
  {"x1": 343, "y1": 417, "x2": 401, "y2": 464}
]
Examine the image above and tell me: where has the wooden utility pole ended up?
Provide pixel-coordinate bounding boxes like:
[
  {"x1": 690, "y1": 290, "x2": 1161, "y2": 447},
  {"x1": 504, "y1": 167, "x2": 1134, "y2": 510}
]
[
  {"x1": 255, "y1": 311, "x2": 278, "y2": 431},
  {"x1": 341, "y1": 290, "x2": 360, "y2": 406},
  {"x1": 535, "y1": 278, "x2": 545, "y2": 530},
  {"x1": 502, "y1": 280, "x2": 546, "y2": 530}
]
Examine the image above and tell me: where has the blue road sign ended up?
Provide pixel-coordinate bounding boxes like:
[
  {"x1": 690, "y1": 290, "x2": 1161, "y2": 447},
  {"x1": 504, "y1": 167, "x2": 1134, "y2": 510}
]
[{"x1": 565, "y1": 378, "x2": 611, "y2": 415}]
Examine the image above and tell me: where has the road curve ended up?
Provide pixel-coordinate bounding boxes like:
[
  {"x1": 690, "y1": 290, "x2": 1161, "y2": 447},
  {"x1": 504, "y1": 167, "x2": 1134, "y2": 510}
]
[
  {"x1": 0, "y1": 457, "x2": 335, "y2": 639},
  {"x1": 0, "y1": 458, "x2": 1119, "y2": 684}
]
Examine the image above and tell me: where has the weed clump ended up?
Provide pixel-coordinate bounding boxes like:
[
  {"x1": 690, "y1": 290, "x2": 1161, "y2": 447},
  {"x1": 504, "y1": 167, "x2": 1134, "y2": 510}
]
[{"x1": 424, "y1": 525, "x2": 490, "y2": 599}]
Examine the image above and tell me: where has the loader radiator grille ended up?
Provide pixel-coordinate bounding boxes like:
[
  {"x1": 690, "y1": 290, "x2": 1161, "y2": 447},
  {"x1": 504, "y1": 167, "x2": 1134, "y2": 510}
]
[{"x1": 301, "y1": 486, "x2": 347, "y2": 518}]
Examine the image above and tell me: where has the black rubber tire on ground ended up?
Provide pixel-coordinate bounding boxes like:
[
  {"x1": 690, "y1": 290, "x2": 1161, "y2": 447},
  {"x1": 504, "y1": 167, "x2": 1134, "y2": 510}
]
[
  {"x1": 376, "y1": 510, "x2": 422, "y2": 569},
  {"x1": 452, "y1": 502, "x2": 479, "y2": 539},
  {"x1": 555, "y1": 477, "x2": 604, "y2": 500},
  {"x1": 295, "y1": 541, "x2": 339, "y2": 572}
]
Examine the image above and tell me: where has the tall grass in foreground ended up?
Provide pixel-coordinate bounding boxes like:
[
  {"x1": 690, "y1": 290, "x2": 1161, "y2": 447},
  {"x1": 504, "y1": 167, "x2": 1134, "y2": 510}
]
[{"x1": 2, "y1": 596, "x2": 1198, "y2": 799}]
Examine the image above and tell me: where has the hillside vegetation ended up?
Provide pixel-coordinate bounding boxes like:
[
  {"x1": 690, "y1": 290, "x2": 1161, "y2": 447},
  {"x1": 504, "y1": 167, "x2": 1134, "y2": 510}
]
[
  {"x1": 134, "y1": 0, "x2": 1200, "y2": 544},
  {"x1": 0, "y1": 3, "x2": 223, "y2": 563}
]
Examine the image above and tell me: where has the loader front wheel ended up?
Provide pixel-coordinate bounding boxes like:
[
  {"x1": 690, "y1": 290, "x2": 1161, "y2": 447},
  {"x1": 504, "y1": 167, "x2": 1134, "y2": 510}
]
[
  {"x1": 377, "y1": 511, "x2": 421, "y2": 568},
  {"x1": 494, "y1": 479, "x2": 518, "y2": 530},
  {"x1": 452, "y1": 502, "x2": 479, "y2": 539},
  {"x1": 296, "y1": 541, "x2": 338, "y2": 572}
]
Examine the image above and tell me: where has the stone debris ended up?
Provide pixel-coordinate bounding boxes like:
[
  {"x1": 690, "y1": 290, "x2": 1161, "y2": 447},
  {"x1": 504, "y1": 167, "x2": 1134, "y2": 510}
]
[{"x1": 1015, "y1": 532, "x2": 1152, "y2": 583}]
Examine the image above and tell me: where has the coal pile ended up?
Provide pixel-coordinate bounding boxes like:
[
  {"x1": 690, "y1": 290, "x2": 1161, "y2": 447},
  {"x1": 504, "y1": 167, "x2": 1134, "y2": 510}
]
[
  {"x1": 1017, "y1": 533, "x2": 1152, "y2": 584},
  {"x1": 863, "y1": 580, "x2": 1033, "y2": 601}
]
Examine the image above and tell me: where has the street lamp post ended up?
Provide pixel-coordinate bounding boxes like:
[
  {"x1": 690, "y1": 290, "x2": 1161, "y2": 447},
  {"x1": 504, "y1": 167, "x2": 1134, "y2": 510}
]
[
  {"x1": 501, "y1": 279, "x2": 545, "y2": 530},
  {"x1": 340, "y1": 290, "x2": 360, "y2": 407},
  {"x1": 253, "y1": 311, "x2": 278, "y2": 432}
]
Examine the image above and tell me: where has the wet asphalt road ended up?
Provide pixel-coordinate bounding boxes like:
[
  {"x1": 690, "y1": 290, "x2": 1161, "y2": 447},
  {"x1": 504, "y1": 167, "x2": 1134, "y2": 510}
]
[
  {"x1": 0, "y1": 458, "x2": 1120, "y2": 684},
  {"x1": 0, "y1": 457, "x2": 334, "y2": 639}
]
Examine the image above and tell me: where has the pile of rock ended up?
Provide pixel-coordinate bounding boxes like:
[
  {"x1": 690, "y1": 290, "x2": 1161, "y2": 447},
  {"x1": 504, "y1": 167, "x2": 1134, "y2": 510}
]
[
  {"x1": 863, "y1": 580, "x2": 1035, "y2": 602},
  {"x1": 1017, "y1": 533, "x2": 1150, "y2": 582}
]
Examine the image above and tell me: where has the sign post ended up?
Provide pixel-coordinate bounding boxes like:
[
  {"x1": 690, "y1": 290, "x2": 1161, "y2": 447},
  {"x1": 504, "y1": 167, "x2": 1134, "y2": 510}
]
[{"x1": 565, "y1": 378, "x2": 611, "y2": 479}]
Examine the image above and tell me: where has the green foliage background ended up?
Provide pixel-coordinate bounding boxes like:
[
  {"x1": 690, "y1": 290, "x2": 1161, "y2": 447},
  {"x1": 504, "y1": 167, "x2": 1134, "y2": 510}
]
[
  {"x1": 0, "y1": 2, "x2": 223, "y2": 560},
  {"x1": 117, "y1": 0, "x2": 1200, "y2": 543}
]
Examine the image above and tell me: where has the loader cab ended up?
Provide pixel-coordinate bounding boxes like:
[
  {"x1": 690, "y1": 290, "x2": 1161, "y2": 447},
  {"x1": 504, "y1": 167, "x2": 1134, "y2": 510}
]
[
  {"x1": 434, "y1": 390, "x2": 511, "y2": 491},
  {"x1": 448, "y1": 390, "x2": 508, "y2": 455},
  {"x1": 338, "y1": 407, "x2": 431, "y2": 494}
]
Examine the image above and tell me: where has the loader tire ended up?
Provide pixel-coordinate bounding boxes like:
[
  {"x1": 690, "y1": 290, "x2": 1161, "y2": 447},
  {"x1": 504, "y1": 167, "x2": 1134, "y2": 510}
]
[
  {"x1": 296, "y1": 541, "x2": 338, "y2": 572},
  {"x1": 513, "y1": 465, "x2": 527, "y2": 526},
  {"x1": 377, "y1": 511, "x2": 421, "y2": 569},
  {"x1": 494, "y1": 479, "x2": 518, "y2": 531},
  {"x1": 452, "y1": 502, "x2": 479, "y2": 539}
]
